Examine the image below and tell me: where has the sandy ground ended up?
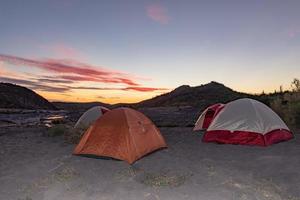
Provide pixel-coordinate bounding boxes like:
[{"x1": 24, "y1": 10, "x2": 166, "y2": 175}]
[{"x1": 0, "y1": 127, "x2": 300, "y2": 200}]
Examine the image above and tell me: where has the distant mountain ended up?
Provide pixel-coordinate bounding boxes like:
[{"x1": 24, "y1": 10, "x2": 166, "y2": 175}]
[
  {"x1": 0, "y1": 81, "x2": 258, "y2": 127},
  {"x1": 135, "y1": 81, "x2": 252, "y2": 108},
  {"x1": 132, "y1": 82, "x2": 254, "y2": 127},
  {"x1": 0, "y1": 83, "x2": 57, "y2": 110},
  {"x1": 0, "y1": 81, "x2": 254, "y2": 113},
  {"x1": 53, "y1": 101, "x2": 111, "y2": 111}
]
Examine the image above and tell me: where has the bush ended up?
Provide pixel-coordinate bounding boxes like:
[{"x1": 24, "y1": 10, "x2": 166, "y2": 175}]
[
  {"x1": 270, "y1": 91, "x2": 300, "y2": 131},
  {"x1": 64, "y1": 125, "x2": 87, "y2": 144},
  {"x1": 46, "y1": 124, "x2": 68, "y2": 137},
  {"x1": 291, "y1": 100, "x2": 300, "y2": 128},
  {"x1": 141, "y1": 172, "x2": 187, "y2": 187}
]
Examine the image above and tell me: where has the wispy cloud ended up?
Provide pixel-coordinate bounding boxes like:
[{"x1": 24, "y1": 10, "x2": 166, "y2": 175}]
[
  {"x1": 288, "y1": 28, "x2": 300, "y2": 38},
  {"x1": 94, "y1": 95, "x2": 121, "y2": 100},
  {"x1": 0, "y1": 61, "x2": 23, "y2": 78},
  {"x1": 57, "y1": 75, "x2": 138, "y2": 85},
  {"x1": 0, "y1": 77, "x2": 70, "y2": 92},
  {"x1": 0, "y1": 54, "x2": 140, "y2": 86},
  {"x1": 0, "y1": 54, "x2": 169, "y2": 98},
  {"x1": 39, "y1": 43, "x2": 86, "y2": 60},
  {"x1": 36, "y1": 77, "x2": 74, "y2": 84},
  {"x1": 68, "y1": 86, "x2": 117, "y2": 90},
  {"x1": 123, "y1": 86, "x2": 169, "y2": 92},
  {"x1": 69, "y1": 86, "x2": 169, "y2": 92},
  {"x1": 51, "y1": 44, "x2": 84, "y2": 59},
  {"x1": 0, "y1": 61, "x2": 4, "y2": 75},
  {"x1": 146, "y1": 3, "x2": 170, "y2": 24},
  {"x1": 108, "y1": 96, "x2": 120, "y2": 99},
  {"x1": 96, "y1": 95, "x2": 106, "y2": 99},
  {"x1": 0, "y1": 76, "x2": 169, "y2": 93}
]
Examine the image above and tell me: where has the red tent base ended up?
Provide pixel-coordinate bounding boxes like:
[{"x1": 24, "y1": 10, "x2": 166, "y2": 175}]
[{"x1": 203, "y1": 129, "x2": 293, "y2": 146}]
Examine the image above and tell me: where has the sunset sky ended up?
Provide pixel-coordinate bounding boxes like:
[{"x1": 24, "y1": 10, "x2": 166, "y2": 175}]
[{"x1": 1, "y1": 0, "x2": 300, "y2": 103}]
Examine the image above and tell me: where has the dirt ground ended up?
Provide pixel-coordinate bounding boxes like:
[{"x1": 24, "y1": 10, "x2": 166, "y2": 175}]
[{"x1": 0, "y1": 126, "x2": 299, "y2": 200}]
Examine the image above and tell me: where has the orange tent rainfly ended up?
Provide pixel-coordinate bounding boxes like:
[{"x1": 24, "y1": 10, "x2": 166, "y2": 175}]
[{"x1": 73, "y1": 108, "x2": 167, "y2": 164}]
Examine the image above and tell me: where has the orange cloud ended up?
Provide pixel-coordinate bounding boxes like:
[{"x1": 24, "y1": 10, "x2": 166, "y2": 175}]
[
  {"x1": 146, "y1": 3, "x2": 170, "y2": 24},
  {"x1": 288, "y1": 28, "x2": 300, "y2": 38},
  {"x1": 123, "y1": 86, "x2": 169, "y2": 92},
  {"x1": 0, "y1": 61, "x2": 22, "y2": 77},
  {"x1": 0, "y1": 61, "x2": 4, "y2": 75}
]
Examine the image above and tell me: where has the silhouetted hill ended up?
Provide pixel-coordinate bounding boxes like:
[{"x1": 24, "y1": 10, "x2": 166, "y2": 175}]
[
  {"x1": 53, "y1": 101, "x2": 111, "y2": 111},
  {"x1": 133, "y1": 82, "x2": 254, "y2": 126},
  {"x1": 135, "y1": 81, "x2": 252, "y2": 108},
  {"x1": 0, "y1": 83, "x2": 57, "y2": 110}
]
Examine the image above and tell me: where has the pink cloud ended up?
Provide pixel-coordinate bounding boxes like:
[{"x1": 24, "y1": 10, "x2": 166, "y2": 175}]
[
  {"x1": 0, "y1": 76, "x2": 168, "y2": 93},
  {"x1": 38, "y1": 43, "x2": 86, "y2": 61},
  {"x1": 0, "y1": 54, "x2": 169, "y2": 94},
  {"x1": 288, "y1": 28, "x2": 300, "y2": 38},
  {"x1": 57, "y1": 75, "x2": 138, "y2": 85},
  {"x1": 146, "y1": 3, "x2": 170, "y2": 24},
  {"x1": 52, "y1": 44, "x2": 83, "y2": 59},
  {"x1": 0, "y1": 54, "x2": 140, "y2": 86}
]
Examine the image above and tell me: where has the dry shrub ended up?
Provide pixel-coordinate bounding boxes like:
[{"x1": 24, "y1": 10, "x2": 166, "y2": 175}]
[
  {"x1": 64, "y1": 124, "x2": 88, "y2": 144},
  {"x1": 270, "y1": 92, "x2": 300, "y2": 130},
  {"x1": 45, "y1": 124, "x2": 68, "y2": 137},
  {"x1": 114, "y1": 166, "x2": 143, "y2": 181},
  {"x1": 141, "y1": 172, "x2": 187, "y2": 187},
  {"x1": 54, "y1": 166, "x2": 79, "y2": 182}
]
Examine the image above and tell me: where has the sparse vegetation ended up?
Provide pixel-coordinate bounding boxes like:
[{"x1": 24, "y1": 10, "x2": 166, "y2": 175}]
[
  {"x1": 114, "y1": 166, "x2": 143, "y2": 181},
  {"x1": 291, "y1": 78, "x2": 300, "y2": 92},
  {"x1": 63, "y1": 125, "x2": 87, "y2": 144},
  {"x1": 141, "y1": 172, "x2": 187, "y2": 187},
  {"x1": 17, "y1": 197, "x2": 32, "y2": 200},
  {"x1": 45, "y1": 124, "x2": 68, "y2": 137},
  {"x1": 54, "y1": 166, "x2": 79, "y2": 182},
  {"x1": 270, "y1": 79, "x2": 300, "y2": 131}
]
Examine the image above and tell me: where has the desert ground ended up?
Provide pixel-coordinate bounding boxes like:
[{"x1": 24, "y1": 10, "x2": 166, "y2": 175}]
[{"x1": 0, "y1": 124, "x2": 300, "y2": 200}]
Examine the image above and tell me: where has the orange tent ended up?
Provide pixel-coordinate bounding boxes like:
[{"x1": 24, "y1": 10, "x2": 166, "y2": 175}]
[{"x1": 73, "y1": 108, "x2": 167, "y2": 164}]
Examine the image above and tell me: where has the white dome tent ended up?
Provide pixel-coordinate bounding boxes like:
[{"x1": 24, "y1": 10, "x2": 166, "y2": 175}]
[
  {"x1": 74, "y1": 106, "x2": 109, "y2": 129},
  {"x1": 194, "y1": 103, "x2": 224, "y2": 131},
  {"x1": 202, "y1": 98, "x2": 293, "y2": 146}
]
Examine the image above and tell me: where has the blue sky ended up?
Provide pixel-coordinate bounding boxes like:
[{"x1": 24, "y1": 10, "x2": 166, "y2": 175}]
[{"x1": 0, "y1": 0, "x2": 300, "y2": 103}]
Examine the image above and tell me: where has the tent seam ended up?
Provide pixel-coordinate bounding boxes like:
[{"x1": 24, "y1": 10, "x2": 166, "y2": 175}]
[{"x1": 124, "y1": 109, "x2": 139, "y2": 163}]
